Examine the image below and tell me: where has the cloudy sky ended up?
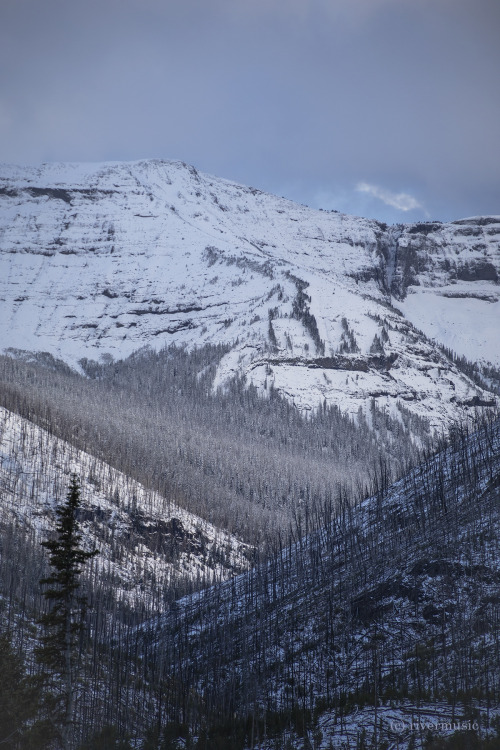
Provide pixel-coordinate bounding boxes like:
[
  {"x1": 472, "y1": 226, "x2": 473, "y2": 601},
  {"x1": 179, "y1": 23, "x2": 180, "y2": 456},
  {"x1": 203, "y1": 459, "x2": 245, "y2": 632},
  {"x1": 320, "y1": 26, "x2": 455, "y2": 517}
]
[{"x1": 1, "y1": 0, "x2": 499, "y2": 223}]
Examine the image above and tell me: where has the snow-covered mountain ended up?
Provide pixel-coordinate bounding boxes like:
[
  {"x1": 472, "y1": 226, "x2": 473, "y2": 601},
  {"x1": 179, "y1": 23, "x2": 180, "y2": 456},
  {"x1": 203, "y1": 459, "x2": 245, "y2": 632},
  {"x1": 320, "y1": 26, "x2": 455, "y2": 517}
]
[{"x1": 0, "y1": 160, "x2": 498, "y2": 431}]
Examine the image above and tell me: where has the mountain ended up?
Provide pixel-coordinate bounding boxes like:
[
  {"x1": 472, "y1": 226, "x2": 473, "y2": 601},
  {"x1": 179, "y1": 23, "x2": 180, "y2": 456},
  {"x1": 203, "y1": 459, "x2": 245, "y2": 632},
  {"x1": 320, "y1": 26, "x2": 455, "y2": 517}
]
[{"x1": 0, "y1": 160, "x2": 499, "y2": 435}]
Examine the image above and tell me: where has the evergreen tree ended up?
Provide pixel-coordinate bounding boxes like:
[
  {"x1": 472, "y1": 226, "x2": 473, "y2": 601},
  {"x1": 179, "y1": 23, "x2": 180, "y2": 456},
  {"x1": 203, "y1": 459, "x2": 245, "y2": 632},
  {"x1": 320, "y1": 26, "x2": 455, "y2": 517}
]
[{"x1": 37, "y1": 474, "x2": 98, "y2": 750}]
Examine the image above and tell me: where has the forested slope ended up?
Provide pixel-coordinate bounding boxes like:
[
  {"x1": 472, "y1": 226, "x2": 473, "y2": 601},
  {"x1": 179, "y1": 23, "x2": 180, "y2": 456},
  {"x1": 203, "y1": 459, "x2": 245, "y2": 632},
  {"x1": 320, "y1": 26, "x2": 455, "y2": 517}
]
[
  {"x1": 136, "y1": 416, "x2": 500, "y2": 749},
  {"x1": 0, "y1": 371, "x2": 499, "y2": 748},
  {"x1": 0, "y1": 400, "x2": 252, "y2": 626},
  {"x1": 0, "y1": 345, "x2": 429, "y2": 545}
]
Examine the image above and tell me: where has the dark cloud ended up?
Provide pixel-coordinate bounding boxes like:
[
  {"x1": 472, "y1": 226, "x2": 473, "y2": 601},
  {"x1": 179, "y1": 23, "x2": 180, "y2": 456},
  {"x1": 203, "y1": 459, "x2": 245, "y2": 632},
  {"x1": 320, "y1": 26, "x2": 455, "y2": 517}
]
[{"x1": 1, "y1": 0, "x2": 498, "y2": 222}]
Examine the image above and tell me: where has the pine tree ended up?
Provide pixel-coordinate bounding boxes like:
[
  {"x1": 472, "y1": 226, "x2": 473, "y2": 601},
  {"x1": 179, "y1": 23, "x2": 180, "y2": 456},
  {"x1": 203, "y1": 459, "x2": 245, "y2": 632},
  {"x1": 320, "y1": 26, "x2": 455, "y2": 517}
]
[{"x1": 37, "y1": 474, "x2": 98, "y2": 750}]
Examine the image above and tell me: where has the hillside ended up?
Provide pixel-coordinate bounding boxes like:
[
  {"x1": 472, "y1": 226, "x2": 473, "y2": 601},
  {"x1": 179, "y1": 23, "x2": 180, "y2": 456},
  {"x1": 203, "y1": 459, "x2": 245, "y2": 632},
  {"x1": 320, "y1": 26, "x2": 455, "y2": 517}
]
[
  {"x1": 138, "y1": 416, "x2": 500, "y2": 749},
  {"x1": 0, "y1": 404, "x2": 252, "y2": 612},
  {"x1": 0, "y1": 344, "x2": 429, "y2": 545},
  {"x1": 3, "y1": 411, "x2": 498, "y2": 748},
  {"x1": 0, "y1": 160, "x2": 499, "y2": 434}
]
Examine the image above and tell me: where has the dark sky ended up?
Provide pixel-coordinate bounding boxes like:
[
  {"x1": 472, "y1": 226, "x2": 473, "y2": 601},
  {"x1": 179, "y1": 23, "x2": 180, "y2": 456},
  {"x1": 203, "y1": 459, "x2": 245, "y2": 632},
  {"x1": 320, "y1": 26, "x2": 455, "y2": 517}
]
[{"x1": 1, "y1": 0, "x2": 499, "y2": 223}]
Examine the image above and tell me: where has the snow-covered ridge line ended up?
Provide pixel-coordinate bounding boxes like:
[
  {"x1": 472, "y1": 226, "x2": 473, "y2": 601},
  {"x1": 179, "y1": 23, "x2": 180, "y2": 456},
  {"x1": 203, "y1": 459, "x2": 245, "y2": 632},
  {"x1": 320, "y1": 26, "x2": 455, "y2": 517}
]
[{"x1": 0, "y1": 405, "x2": 253, "y2": 607}]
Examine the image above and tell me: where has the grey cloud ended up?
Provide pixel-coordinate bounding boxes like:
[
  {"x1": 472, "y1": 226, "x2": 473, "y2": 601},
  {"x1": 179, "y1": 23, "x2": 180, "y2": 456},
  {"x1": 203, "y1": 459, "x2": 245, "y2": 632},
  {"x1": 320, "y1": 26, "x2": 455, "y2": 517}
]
[{"x1": 0, "y1": 0, "x2": 498, "y2": 222}]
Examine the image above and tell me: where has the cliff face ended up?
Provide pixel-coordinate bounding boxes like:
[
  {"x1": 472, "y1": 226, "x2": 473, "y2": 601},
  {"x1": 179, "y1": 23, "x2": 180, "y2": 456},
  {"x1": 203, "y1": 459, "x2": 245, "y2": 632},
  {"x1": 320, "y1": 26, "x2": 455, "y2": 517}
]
[
  {"x1": 389, "y1": 217, "x2": 500, "y2": 296},
  {"x1": 0, "y1": 160, "x2": 498, "y2": 431},
  {"x1": 387, "y1": 218, "x2": 500, "y2": 368}
]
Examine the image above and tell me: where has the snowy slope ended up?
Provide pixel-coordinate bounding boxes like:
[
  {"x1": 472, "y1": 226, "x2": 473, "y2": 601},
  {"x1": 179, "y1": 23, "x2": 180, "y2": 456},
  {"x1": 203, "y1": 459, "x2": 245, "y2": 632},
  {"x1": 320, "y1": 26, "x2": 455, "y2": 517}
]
[
  {"x1": 0, "y1": 160, "x2": 498, "y2": 432},
  {"x1": 144, "y1": 418, "x2": 500, "y2": 748},
  {"x1": 0, "y1": 405, "x2": 252, "y2": 607}
]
